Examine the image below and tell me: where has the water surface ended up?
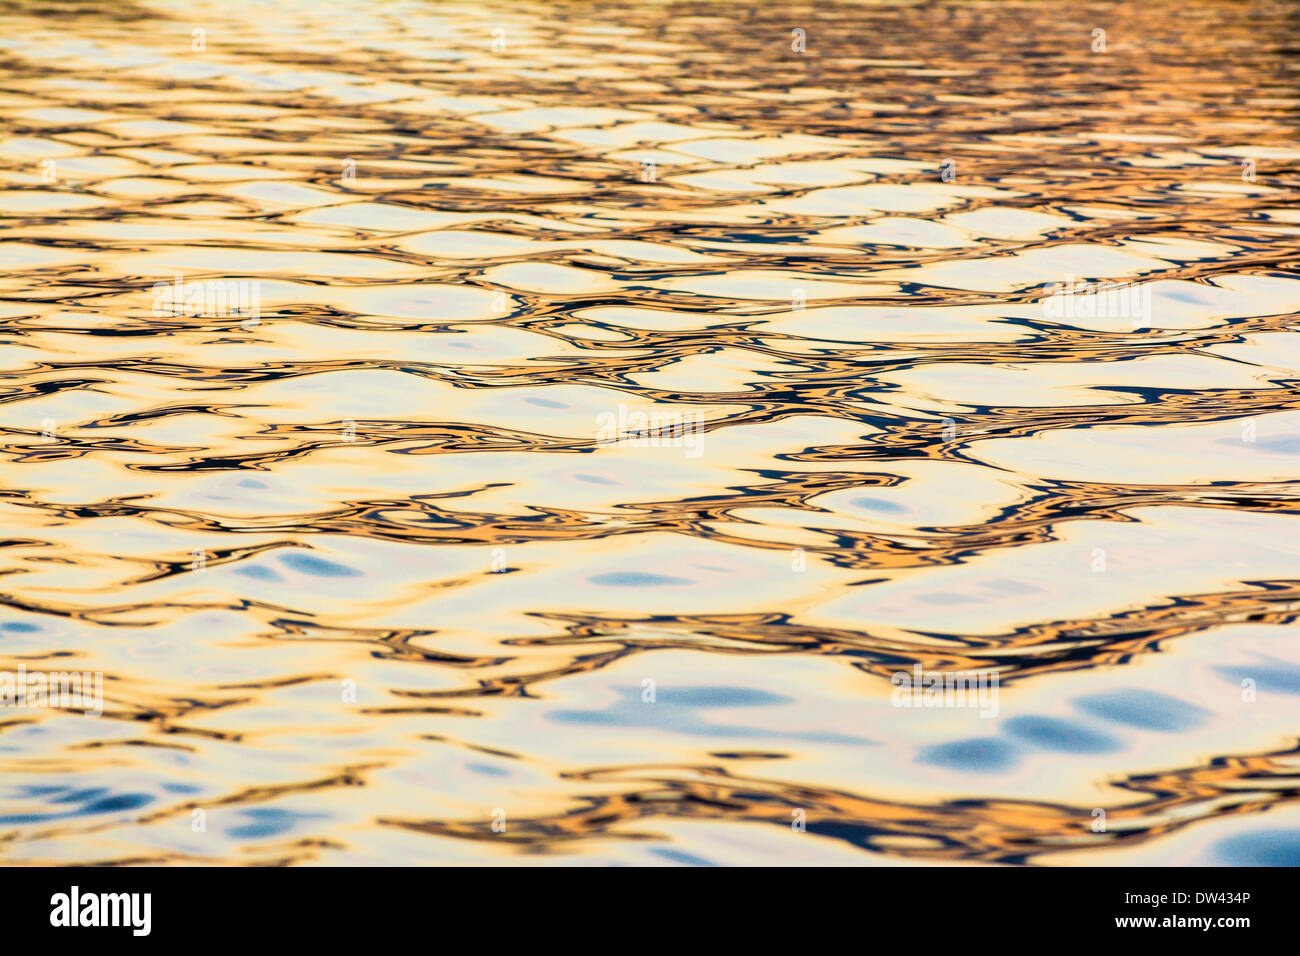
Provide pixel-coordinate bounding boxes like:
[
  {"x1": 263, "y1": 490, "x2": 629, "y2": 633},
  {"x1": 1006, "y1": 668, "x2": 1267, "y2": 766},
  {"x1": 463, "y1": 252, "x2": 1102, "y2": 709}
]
[{"x1": 1, "y1": 0, "x2": 1299, "y2": 865}]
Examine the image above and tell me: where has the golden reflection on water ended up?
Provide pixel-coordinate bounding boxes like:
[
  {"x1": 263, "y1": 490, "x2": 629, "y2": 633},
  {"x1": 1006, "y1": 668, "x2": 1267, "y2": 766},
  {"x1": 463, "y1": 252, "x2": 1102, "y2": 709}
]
[{"x1": 0, "y1": 0, "x2": 1299, "y2": 865}]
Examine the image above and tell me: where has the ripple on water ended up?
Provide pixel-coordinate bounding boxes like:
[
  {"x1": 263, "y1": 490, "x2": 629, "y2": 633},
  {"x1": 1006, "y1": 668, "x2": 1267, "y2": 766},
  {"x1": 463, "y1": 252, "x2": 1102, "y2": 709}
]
[{"x1": 0, "y1": 0, "x2": 1296, "y2": 867}]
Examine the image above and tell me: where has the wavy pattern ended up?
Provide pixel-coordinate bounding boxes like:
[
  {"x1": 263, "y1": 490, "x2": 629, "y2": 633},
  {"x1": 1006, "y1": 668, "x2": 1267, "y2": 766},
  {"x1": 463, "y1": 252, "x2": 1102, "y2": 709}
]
[{"x1": 0, "y1": 0, "x2": 1298, "y2": 865}]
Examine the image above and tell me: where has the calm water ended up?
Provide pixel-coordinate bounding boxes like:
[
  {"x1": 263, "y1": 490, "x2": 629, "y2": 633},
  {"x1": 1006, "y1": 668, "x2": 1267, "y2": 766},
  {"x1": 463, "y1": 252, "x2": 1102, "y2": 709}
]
[{"x1": 1, "y1": 0, "x2": 1299, "y2": 865}]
